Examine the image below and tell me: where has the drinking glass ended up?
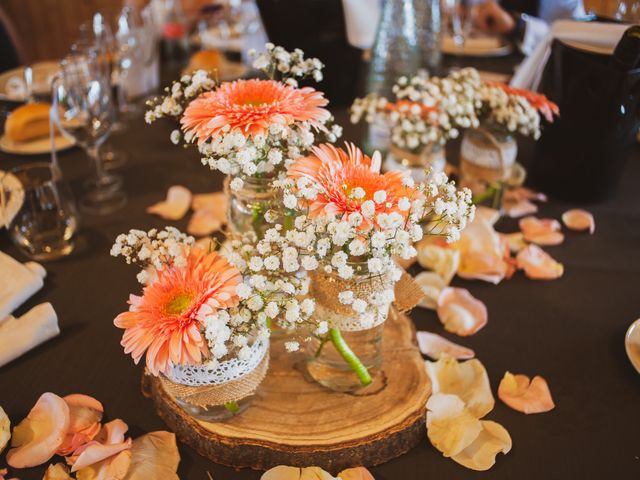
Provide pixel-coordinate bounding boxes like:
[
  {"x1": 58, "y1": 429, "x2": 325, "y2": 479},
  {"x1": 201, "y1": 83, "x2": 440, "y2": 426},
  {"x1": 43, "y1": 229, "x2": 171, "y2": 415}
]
[
  {"x1": 1, "y1": 163, "x2": 78, "y2": 261},
  {"x1": 51, "y1": 52, "x2": 127, "y2": 215}
]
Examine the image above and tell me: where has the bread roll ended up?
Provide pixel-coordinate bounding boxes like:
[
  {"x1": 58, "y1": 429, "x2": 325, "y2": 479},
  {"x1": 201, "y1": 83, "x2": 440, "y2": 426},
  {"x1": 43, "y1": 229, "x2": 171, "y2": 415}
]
[
  {"x1": 5, "y1": 103, "x2": 53, "y2": 143},
  {"x1": 186, "y1": 49, "x2": 224, "y2": 73}
]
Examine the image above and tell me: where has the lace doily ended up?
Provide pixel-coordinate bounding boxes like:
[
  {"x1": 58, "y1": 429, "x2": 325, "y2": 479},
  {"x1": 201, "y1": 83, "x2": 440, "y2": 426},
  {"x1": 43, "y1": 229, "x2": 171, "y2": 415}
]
[
  {"x1": 315, "y1": 302, "x2": 390, "y2": 332},
  {"x1": 166, "y1": 339, "x2": 269, "y2": 387}
]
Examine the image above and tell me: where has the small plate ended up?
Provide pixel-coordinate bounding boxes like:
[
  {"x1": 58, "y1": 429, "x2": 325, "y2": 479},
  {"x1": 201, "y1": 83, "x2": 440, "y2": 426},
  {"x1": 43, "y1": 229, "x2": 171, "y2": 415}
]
[
  {"x1": 0, "y1": 61, "x2": 59, "y2": 101},
  {"x1": 625, "y1": 318, "x2": 640, "y2": 374},
  {"x1": 0, "y1": 134, "x2": 75, "y2": 156},
  {"x1": 442, "y1": 35, "x2": 513, "y2": 57},
  {"x1": 0, "y1": 170, "x2": 24, "y2": 228}
]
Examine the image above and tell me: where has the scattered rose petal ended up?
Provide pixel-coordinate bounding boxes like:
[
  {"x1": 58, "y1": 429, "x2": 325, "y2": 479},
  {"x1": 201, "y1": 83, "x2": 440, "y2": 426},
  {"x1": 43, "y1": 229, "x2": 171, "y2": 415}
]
[
  {"x1": 503, "y1": 199, "x2": 538, "y2": 218},
  {"x1": 44, "y1": 463, "x2": 73, "y2": 480},
  {"x1": 7, "y1": 393, "x2": 70, "y2": 468},
  {"x1": 57, "y1": 395, "x2": 103, "y2": 456},
  {"x1": 394, "y1": 255, "x2": 416, "y2": 270},
  {"x1": 426, "y1": 356, "x2": 494, "y2": 418},
  {"x1": 416, "y1": 331, "x2": 475, "y2": 360},
  {"x1": 474, "y1": 206, "x2": 500, "y2": 226},
  {"x1": 187, "y1": 209, "x2": 223, "y2": 236},
  {"x1": 502, "y1": 233, "x2": 527, "y2": 253},
  {"x1": 516, "y1": 245, "x2": 563, "y2": 280},
  {"x1": 426, "y1": 393, "x2": 483, "y2": 457},
  {"x1": 451, "y1": 420, "x2": 512, "y2": 471},
  {"x1": 146, "y1": 185, "x2": 192, "y2": 220},
  {"x1": 454, "y1": 217, "x2": 509, "y2": 284},
  {"x1": 415, "y1": 272, "x2": 446, "y2": 310},
  {"x1": 562, "y1": 209, "x2": 595, "y2": 234},
  {"x1": 519, "y1": 216, "x2": 564, "y2": 246},
  {"x1": 0, "y1": 406, "x2": 9, "y2": 454},
  {"x1": 72, "y1": 419, "x2": 131, "y2": 475},
  {"x1": 437, "y1": 288, "x2": 488, "y2": 337},
  {"x1": 498, "y1": 372, "x2": 555, "y2": 414},
  {"x1": 122, "y1": 431, "x2": 179, "y2": 480},
  {"x1": 191, "y1": 191, "x2": 227, "y2": 217},
  {"x1": 0, "y1": 468, "x2": 19, "y2": 480},
  {"x1": 261, "y1": 466, "x2": 335, "y2": 480},
  {"x1": 337, "y1": 466, "x2": 375, "y2": 480},
  {"x1": 505, "y1": 187, "x2": 547, "y2": 203},
  {"x1": 416, "y1": 242, "x2": 460, "y2": 285}
]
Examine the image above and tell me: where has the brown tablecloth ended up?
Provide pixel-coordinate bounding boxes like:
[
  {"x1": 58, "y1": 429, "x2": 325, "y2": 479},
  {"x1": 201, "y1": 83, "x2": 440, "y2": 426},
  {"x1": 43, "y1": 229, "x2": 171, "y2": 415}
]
[{"x1": 1, "y1": 75, "x2": 640, "y2": 479}]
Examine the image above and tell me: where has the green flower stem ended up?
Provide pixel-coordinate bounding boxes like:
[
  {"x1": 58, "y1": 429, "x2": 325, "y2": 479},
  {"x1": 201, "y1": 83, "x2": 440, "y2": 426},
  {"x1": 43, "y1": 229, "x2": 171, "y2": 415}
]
[
  {"x1": 328, "y1": 328, "x2": 372, "y2": 386},
  {"x1": 314, "y1": 336, "x2": 329, "y2": 358},
  {"x1": 224, "y1": 401, "x2": 240, "y2": 414}
]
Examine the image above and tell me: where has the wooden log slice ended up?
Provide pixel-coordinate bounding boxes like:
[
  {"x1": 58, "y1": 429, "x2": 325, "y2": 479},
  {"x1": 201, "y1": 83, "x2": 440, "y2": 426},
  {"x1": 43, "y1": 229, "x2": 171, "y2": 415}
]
[{"x1": 142, "y1": 310, "x2": 430, "y2": 473}]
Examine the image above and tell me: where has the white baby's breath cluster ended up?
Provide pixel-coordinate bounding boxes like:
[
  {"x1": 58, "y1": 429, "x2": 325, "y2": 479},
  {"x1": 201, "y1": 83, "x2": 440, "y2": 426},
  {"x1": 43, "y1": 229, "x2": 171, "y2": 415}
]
[
  {"x1": 271, "y1": 169, "x2": 474, "y2": 321},
  {"x1": 110, "y1": 227, "x2": 195, "y2": 284},
  {"x1": 144, "y1": 69, "x2": 216, "y2": 128},
  {"x1": 478, "y1": 83, "x2": 541, "y2": 139},
  {"x1": 250, "y1": 43, "x2": 324, "y2": 86},
  {"x1": 350, "y1": 68, "x2": 481, "y2": 152}
]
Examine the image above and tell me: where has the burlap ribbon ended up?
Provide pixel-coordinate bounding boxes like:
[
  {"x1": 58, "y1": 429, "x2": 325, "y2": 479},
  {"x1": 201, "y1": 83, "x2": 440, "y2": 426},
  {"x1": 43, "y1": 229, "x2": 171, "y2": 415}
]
[
  {"x1": 159, "y1": 352, "x2": 269, "y2": 408},
  {"x1": 460, "y1": 127, "x2": 512, "y2": 184},
  {"x1": 310, "y1": 268, "x2": 424, "y2": 319},
  {"x1": 389, "y1": 144, "x2": 425, "y2": 168}
]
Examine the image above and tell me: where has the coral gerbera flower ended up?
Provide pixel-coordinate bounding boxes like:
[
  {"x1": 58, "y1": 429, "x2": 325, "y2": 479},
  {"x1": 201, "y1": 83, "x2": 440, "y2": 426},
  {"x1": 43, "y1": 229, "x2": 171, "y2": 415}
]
[
  {"x1": 287, "y1": 143, "x2": 419, "y2": 226},
  {"x1": 489, "y1": 82, "x2": 559, "y2": 123},
  {"x1": 114, "y1": 248, "x2": 242, "y2": 376},
  {"x1": 181, "y1": 78, "x2": 330, "y2": 143}
]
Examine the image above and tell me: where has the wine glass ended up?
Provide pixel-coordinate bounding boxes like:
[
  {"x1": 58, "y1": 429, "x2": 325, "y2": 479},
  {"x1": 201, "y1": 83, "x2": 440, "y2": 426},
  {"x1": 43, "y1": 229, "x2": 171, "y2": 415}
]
[{"x1": 51, "y1": 51, "x2": 127, "y2": 215}]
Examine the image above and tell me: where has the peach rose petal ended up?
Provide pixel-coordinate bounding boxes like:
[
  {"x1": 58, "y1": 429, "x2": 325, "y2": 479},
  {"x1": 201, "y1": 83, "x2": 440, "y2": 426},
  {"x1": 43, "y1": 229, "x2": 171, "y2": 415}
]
[
  {"x1": 121, "y1": 431, "x2": 179, "y2": 480},
  {"x1": 0, "y1": 468, "x2": 18, "y2": 480},
  {"x1": 260, "y1": 466, "x2": 335, "y2": 480},
  {"x1": 0, "y1": 406, "x2": 9, "y2": 454},
  {"x1": 454, "y1": 217, "x2": 509, "y2": 284},
  {"x1": 76, "y1": 450, "x2": 131, "y2": 480},
  {"x1": 426, "y1": 356, "x2": 494, "y2": 418},
  {"x1": 519, "y1": 216, "x2": 564, "y2": 246},
  {"x1": 437, "y1": 288, "x2": 488, "y2": 337},
  {"x1": 516, "y1": 245, "x2": 564, "y2": 280},
  {"x1": 7, "y1": 392, "x2": 70, "y2": 468},
  {"x1": 498, "y1": 372, "x2": 555, "y2": 414},
  {"x1": 191, "y1": 191, "x2": 227, "y2": 216},
  {"x1": 71, "y1": 419, "x2": 131, "y2": 473},
  {"x1": 57, "y1": 395, "x2": 104, "y2": 456},
  {"x1": 415, "y1": 272, "x2": 446, "y2": 310},
  {"x1": 504, "y1": 199, "x2": 538, "y2": 218},
  {"x1": 44, "y1": 463, "x2": 73, "y2": 480},
  {"x1": 562, "y1": 209, "x2": 595, "y2": 234},
  {"x1": 417, "y1": 331, "x2": 475, "y2": 360},
  {"x1": 502, "y1": 233, "x2": 527, "y2": 253},
  {"x1": 506, "y1": 187, "x2": 547, "y2": 203},
  {"x1": 426, "y1": 393, "x2": 483, "y2": 458},
  {"x1": 337, "y1": 467, "x2": 375, "y2": 480},
  {"x1": 187, "y1": 209, "x2": 223, "y2": 237},
  {"x1": 475, "y1": 206, "x2": 500, "y2": 226},
  {"x1": 146, "y1": 185, "x2": 192, "y2": 220},
  {"x1": 451, "y1": 420, "x2": 512, "y2": 471},
  {"x1": 416, "y1": 243, "x2": 460, "y2": 285}
]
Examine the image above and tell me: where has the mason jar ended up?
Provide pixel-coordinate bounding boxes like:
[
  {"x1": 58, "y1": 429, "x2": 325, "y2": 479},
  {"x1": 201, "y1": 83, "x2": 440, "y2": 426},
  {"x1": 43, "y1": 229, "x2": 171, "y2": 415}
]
[
  {"x1": 225, "y1": 174, "x2": 282, "y2": 237},
  {"x1": 386, "y1": 143, "x2": 446, "y2": 181}
]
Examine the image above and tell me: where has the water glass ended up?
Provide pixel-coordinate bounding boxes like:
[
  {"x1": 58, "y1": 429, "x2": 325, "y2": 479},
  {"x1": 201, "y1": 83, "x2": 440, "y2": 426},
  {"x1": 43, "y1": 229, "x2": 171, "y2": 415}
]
[{"x1": 1, "y1": 163, "x2": 78, "y2": 261}]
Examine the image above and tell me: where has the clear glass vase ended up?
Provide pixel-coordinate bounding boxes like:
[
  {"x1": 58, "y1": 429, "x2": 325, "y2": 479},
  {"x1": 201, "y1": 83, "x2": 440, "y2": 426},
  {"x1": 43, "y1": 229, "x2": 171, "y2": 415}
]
[
  {"x1": 459, "y1": 124, "x2": 518, "y2": 210},
  {"x1": 386, "y1": 143, "x2": 446, "y2": 181},
  {"x1": 164, "y1": 340, "x2": 269, "y2": 422},
  {"x1": 306, "y1": 265, "x2": 395, "y2": 393},
  {"x1": 226, "y1": 174, "x2": 282, "y2": 237}
]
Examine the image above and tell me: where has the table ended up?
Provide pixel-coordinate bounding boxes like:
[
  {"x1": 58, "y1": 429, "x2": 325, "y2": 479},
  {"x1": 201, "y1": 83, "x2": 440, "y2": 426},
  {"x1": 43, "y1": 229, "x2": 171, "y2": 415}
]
[{"x1": 1, "y1": 65, "x2": 640, "y2": 479}]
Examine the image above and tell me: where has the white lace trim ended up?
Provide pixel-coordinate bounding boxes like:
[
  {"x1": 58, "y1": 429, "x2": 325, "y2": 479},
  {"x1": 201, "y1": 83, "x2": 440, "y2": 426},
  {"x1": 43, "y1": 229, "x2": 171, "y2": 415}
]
[
  {"x1": 315, "y1": 302, "x2": 390, "y2": 332},
  {"x1": 460, "y1": 134, "x2": 517, "y2": 170},
  {"x1": 166, "y1": 339, "x2": 269, "y2": 387}
]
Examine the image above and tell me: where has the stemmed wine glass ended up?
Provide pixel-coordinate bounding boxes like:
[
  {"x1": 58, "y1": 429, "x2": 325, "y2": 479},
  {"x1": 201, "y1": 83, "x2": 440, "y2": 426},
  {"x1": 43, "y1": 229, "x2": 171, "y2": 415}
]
[{"x1": 51, "y1": 50, "x2": 127, "y2": 215}]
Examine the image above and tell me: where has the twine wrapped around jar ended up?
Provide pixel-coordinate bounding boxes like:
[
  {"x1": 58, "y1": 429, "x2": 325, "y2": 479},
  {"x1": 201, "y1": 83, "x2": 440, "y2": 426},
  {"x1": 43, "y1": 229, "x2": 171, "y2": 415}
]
[
  {"x1": 459, "y1": 127, "x2": 517, "y2": 184},
  {"x1": 389, "y1": 143, "x2": 446, "y2": 173},
  {"x1": 160, "y1": 340, "x2": 269, "y2": 408}
]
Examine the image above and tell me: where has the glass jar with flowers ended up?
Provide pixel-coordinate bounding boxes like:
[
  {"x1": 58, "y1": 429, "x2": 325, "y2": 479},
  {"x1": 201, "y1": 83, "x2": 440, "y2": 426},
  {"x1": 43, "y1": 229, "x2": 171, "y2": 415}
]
[
  {"x1": 145, "y1": 44, "x2": 343, "y2": 237},
  {"x1": 351, "y1": 69, "x2": 481, "y2": 182},
  {"x1": 276, "y1": 143, "x2": 475, "y2": 392},
  {"x1": 461, "y1": 81, "x2": 559, "y2": 209},
  {"x1": 110, "y1": 227, "x2": 315, "y2": 421}
]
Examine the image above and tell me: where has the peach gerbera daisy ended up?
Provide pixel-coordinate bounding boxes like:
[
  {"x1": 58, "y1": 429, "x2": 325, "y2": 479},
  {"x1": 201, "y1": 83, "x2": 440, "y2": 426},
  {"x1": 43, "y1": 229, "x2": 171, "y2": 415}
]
[
  {"x1": 114, "y1": 248, "x2": 242, "y2": 376},
  {"x1": 181, "y1": 78, "x2": 330, "y2": 143},
  {"x1": 287, "y1": 143, "x2": 420, "y2": 226},
  {"x1": 490, "y1": 82, "x2": 559, "y2": 123}
]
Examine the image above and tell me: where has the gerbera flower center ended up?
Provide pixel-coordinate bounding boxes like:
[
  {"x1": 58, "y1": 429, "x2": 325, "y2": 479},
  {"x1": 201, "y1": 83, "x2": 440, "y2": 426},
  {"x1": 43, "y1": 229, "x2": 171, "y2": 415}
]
[{"x1": 165, "y1": 293, "x2": 194, "y2": 316}]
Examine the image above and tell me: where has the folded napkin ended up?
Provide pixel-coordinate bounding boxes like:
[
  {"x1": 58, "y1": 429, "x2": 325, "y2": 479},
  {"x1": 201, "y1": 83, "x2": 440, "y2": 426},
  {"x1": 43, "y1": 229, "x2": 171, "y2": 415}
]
[
  {"x1": 0, "y1": 302, "x2": 59, "y2": 367},
  {"x1": 342, "y1": 0, "x2": 381, "y2": 49},
  {"x1": 0, "y1": 251, "x2": 47, "y2": 320},
  {"x1": 511, "y1": 20, "x2": 628, "y2": 91}
]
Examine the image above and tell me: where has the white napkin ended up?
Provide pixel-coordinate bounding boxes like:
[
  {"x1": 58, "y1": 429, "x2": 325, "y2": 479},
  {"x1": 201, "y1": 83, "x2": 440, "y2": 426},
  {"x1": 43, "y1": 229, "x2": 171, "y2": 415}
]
[
  {"x1": 0, "y1": 302, "x2": 59, "y2": 367},
  {"x1": 342, "y1": 0, "x2": 381, "y2": 49},
  {"x1": 511, "y1": 20, "x2": 628, "y2": 91},
  {"x1": 0, "y1": 251, "x2": 47, "y2": 320}
]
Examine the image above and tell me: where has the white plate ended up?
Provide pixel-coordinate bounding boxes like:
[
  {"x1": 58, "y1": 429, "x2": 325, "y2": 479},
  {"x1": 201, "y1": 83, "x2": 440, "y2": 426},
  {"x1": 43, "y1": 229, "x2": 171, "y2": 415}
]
[
  {"x1": 0, "y1": 170, "x2": 24, "y2": 228},
  {"x1": 0, "y1": 61, "x2": 59, "y2": 101},
  {"x1": 442, "y1": 35, "x2": 513, "y2": 57},
  {"x1": 0, "y1": 134, "x2": 75, "y2": 155},
  {"x1": 625, "y1": 318, "x2": 640, "y2": 374}
]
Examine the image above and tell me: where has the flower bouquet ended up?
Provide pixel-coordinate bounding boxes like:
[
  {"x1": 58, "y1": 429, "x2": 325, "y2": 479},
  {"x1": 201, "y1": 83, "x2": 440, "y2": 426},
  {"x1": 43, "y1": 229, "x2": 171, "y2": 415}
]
[
  {"x1": 350, "y1": 68, "x2": 481, "y2": 179},
  {"x1": 145, "y1": 44, "x2": 342, "y2": 235},
  {"x1": 460, "y1": 80, "x2": 559, "y2": 208},
  {"x1": 110, "y1": 227, "x2": 315, "y2": 421},
  {"x1": 271, "y1": 143, "x2": 475, "y2": 392}
]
